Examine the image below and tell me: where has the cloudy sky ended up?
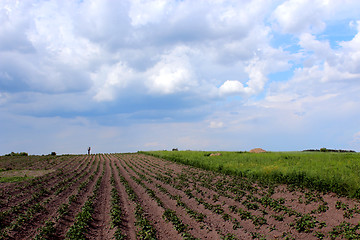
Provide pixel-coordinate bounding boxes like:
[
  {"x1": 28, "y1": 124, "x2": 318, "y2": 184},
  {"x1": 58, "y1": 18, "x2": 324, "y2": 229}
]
[{"x1": 1, "y1": 0, "x2": 360, "y2": 155}]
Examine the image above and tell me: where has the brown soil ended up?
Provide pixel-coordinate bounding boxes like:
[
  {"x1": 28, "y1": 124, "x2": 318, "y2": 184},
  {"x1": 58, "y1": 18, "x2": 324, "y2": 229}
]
[
  {"x1": 7, "y1": 155, "x2": 98, "y2": 240},
  {"x1": 86, "y1": 155, "x2": 113, "y2": 240},
  {"x1": 0, "y1": 169, "x2": 55, "y2": 178},
  {"x1": 249, "y1": 148, "x2": 267, "y2": 153},
  {"x1": 1, "y1": 153, "x2": 359, "y2": 240}
]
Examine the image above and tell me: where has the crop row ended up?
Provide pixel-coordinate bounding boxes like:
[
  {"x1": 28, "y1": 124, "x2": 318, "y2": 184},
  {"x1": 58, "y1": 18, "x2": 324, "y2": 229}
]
[
  {"x1": 1, "y1": 153, "x2": 359, "y2": 240},
  {"x1": 0, "y1": 156, "x2": 93, "y2": 239},
  {"x1": 0, "y1": 158, "x2": 75, "y2": 211},
  {"x1": 2, "y1": 155, "x2": 99, "y2": 239},
  {"x1": 65, "y1": 171, "x2": 104, "y2": 239},
  {"x1": 120, "y1": 154, "x2": 360, "y2": 240},
  {"x1": 118, "y1": 155, "x2": 240, "y2": 239},
  {"x1": 34, "y1": 155, "x2": 102, "y2": 240},
  {"x1": 110, "y1": 172, "x2": 127, "y2": 240},
  {"x1": 113, "y1": 160, "x2": 158, "y2": 239}
]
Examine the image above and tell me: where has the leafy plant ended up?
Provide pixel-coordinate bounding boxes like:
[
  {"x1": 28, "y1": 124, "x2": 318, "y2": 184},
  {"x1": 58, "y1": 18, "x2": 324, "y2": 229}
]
[{"x1": 293, "y1": 214, "x2": 318, "y2": 233}]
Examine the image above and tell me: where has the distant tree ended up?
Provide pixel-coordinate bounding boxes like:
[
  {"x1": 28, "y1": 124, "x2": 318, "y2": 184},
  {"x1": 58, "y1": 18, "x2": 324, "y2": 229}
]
[{"x1": 320, "y1": 148, "x2": 328, "y2": 152}]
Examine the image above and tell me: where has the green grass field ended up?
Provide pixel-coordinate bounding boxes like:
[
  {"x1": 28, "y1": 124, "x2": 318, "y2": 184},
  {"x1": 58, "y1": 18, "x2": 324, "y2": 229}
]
[{"x1": 142, "y1": 151, "x2": 360, "y2": 199}]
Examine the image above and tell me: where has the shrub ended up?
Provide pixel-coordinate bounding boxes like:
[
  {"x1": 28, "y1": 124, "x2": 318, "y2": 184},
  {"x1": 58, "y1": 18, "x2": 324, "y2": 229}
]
[{"x1": 5, "y1": 152, "x2": 28, "y2": 156}]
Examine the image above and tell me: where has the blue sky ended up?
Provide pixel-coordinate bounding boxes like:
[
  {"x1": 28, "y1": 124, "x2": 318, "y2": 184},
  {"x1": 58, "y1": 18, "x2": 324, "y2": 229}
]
[{"x1": 1, "y1": 0, "x2": 360, "y2": 155}]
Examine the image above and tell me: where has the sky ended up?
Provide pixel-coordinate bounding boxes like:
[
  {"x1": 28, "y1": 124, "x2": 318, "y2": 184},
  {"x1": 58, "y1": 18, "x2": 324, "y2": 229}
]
[{"x1": 1, "y1": 0, "x2": 360, "y2": 155}]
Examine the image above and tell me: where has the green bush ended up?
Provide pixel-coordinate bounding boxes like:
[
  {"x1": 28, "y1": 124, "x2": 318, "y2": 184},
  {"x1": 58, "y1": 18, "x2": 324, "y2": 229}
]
[{"x1": 5, "y1": 152, "x2": 28, "y2": 156}]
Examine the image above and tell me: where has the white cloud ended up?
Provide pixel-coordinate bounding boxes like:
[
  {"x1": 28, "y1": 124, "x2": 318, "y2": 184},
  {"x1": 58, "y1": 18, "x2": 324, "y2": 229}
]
[
  {"x1": 209, "y1": 121, "x2": 224, "y2": 129},
  {"x1": 219, "y1": 80, "x2": 246, "y2": 96},
  {"x1": 92, "y1": 62, "x2": 136, "y2": 102},
  {"x1": 2, "y1": 0, "x2": 360, "y2": 153},
  {"x1": 321, "y1": 62, "x2": 360, "y2": 82},
  {"x1": 272, "y1": 0, "x2": 360, "y2": 35},
  {"x1": 296, "y1": 23, "x2": 360, "y2": 85},
  {"x1": 218, "y1": 59, "x2": 267, "y2": 97},
  {"x1": 244, "y1": 58, "x2": 268, "y2": 94},
  {"x1": 129, "y1": 0, "x2": 168, "y2": 26},
  {"x1": 299, "y1": 33, "x2": 332, "y2": 59},
  {"x1": 272, "y1": 0, "x2": 327, "y2": 34},
  {"x1": 339, "y1": 24, "x2": 360, "y2": 74},
  {"x1": 146, "y1": 46, "x2": 197, "y2": 95},
  {"x1": 218, "y1": 45, "x2": 291, "y2": 97}
]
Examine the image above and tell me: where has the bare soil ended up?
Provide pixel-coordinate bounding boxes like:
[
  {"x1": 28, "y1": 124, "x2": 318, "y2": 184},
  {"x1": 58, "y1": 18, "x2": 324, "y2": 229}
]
[{"x1": 0, "y1": 153, "x2": 359, "y2": 239}]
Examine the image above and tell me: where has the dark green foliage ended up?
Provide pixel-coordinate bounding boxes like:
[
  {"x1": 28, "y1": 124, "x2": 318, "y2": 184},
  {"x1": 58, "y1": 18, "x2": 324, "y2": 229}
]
[
  {"x1": 110, "y1": 176, "x2": 127, "y2": 240},
  {"x1": 293, "y1": 214, "x2": 318, "y2": 233},
  {"x1": 34, "y1": 221, "x2": 56, "y2": 240},
  {"x1": 222, "y1": 233, "x2": 238, "y2": 240},
  {"x1": 312, "y1": 203, "x2": 329, "y2": 214},
  {"x1": 134, "y1": 205, "x2": 157, "y2": 240},
  {"x1": 163, "y1": 209, "x2": 196, "y2": 239},
  {"x1": 5, "y1": 152, "x2": 28, "y2": 156},
  {"x1": 66, "y1": 173, "x2": 103, "y2": 240},
  {"x1": 329, "y1": 222, "x2": 360, "y2": 240},
  {"x1": 57, "y1": 203, "x2": 69, "y2": 218},
  {"x1": 66, "y1": 198, "x2": 94, "y2": 239}
]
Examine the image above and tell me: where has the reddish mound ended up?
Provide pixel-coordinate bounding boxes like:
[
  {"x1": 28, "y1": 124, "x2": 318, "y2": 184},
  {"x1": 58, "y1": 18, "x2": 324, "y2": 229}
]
[
  {"x1": 249, "y1": 148, "x2": 266, "y2": 153},
  {"x1": 210, "y1": 153, "x2": 221, "y2": 156}
]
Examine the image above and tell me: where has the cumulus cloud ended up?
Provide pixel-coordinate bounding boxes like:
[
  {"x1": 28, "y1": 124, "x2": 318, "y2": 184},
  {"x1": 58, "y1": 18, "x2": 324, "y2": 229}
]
[
  {"x1": 339, "y1": 23, "x2": 360, "y2": 74},
  {"x1": 299, "y1": 33, "x2": 332, "y2": 59},
  {"x1": 272, "y1": 0, "x2": 360, "y2": 35},
  {"x1": 0, "y1": 1, "x2": 34, "y2": 53},
  {"x1": 218, "y1": 59, "x2": 268, "y2": 97},
  {"x1": 296, "y1": 22, "x2": 360, "y2": 85},
  {"x1": 256, "y1": 22, "x2": 360, "y2": 143},
  {"x1": 209, "y1": 121, "x2": 224, "y2": 129},
  {"x1": 0, "y1": 0, "x2": 276, "y2": 101},
  {"x1": 2, "y1": 0, "x2": 360, "y2": 153},
  {"x1": 145, "y1": 46, "x2": 197, "y2": 95},
  {"x1": 219, "y1": 45, "x2": 291, "y2": 97},
  {"x1": 129, "y1": 0, "x2": 168, "y2": 26},
  {"x1": 92, "y1": 62, "x2": 136, "y2": 102},
  {"x1": 219, "y1": 80, "x2": 247, "y2": 96},
  {"x1": 272, "y1": 0, "x2": 327, "y2": 34},
  {"x1": 0, "y1": 1, "x2": 100, "y2": 94}
]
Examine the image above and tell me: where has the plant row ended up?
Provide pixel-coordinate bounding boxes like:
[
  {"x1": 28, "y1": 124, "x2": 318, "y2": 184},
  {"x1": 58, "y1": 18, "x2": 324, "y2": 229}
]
[
  {"x1": 126, "y1": 154, "x2": 360, "y2": 239},
  {"x1": 113, "y1": 160, "x2": 157, "y2": 239}
]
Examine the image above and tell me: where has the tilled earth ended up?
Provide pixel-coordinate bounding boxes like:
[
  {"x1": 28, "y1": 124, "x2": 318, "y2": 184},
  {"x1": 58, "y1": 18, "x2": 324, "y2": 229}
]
[{"x1": 0, "y1": 153, "x2": 359, "y2": 239}]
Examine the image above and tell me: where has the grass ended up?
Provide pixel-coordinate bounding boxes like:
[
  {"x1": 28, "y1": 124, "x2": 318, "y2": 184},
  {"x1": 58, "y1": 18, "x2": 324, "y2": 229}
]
[
  {"x1": 0, "y1": 169, "x2": 54, "y2": 183},
  {"x1": 141, "y1": 151, "x2": 360, "y2": 199},
  {"x1": 0, "y1": 176, "x2": 33, "y2": 183}
]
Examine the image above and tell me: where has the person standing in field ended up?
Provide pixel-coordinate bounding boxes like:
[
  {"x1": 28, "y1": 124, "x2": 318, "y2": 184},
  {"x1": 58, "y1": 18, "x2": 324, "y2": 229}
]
[{"x1": 88, "y1": 147, "x2": 91, "y2": 155}]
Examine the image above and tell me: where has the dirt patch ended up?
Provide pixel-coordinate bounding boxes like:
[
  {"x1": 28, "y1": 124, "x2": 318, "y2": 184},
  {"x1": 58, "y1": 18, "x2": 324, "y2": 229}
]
[
  {"x1": 0, "y1": 169, "x2": 55, "y2": 178},
  {"x1": 210, "y1": 153, "x2": 221, "y2": 156},
  {"x1": 249, "y1": 148, "x2": 267, "y2": 153}
]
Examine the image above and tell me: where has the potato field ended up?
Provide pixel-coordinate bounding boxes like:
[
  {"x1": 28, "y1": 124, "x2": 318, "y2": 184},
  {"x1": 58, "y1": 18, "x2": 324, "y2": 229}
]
[{"x1": 0, "y1": 153, "x2": 360, "y2": 239}]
